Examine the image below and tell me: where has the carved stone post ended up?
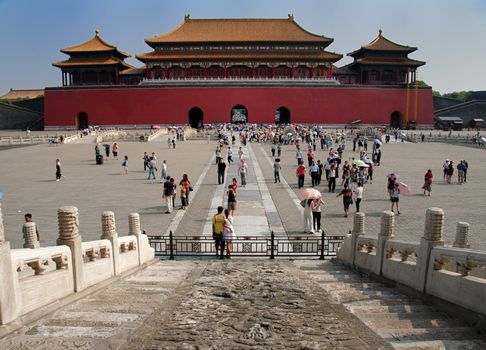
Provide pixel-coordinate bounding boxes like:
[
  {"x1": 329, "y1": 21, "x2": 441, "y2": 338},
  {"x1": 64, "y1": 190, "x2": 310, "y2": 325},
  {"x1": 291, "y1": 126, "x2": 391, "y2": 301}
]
[
  {"x1": 0, "y1": 202, "x2": 21, "y2": 324},
  {"x1": 417, "y1": 207, "x2": 445, "y2": 292},
  {"x1": 453, "y1": 222, "x2": 470, "y2": 248},
  {"x1": 128, "y1": 213, "x2": 142, "y2": 236},
  {"x1": 57, "y1": 206, "x2": 85, "y2": 292},
  {"x1": 352, "y1": 212, "x2": 365, "y2": 265},
  {"x1": 101, "y1": 211, "x2": 120, "y2": 275},
  {"x1": 23, "y1": 222, "x2": 40, "y2": 249},
  {"x1": 377, "y1": 211, "x2": 395, "y2": 275},
  {"x1": 129, "y1": 213, "x2": 154, "y2": 264}
]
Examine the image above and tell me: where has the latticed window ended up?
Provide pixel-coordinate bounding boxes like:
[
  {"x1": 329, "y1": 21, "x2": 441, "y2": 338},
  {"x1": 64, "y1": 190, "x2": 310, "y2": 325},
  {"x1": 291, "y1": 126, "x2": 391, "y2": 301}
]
[
  {"x1": 275, "y1": 66, "x2": 291, "y2": 78},
  {"x1": 370, "y1": 70, "x2": 380, "y2": 81},
  {"x1": 187, "y1": 67, "x2": 204, "y2": 78},
  {"x1": 84, "y1": 71, "x2": 97, "y2": 83},
  {"x1": 255, "y1": 66, "x2": 271, "y2": 78},
  {"x1": 313, "y1": 67, "x2": 327, "y2": 78},
  {"x1": 383, "y1": 70, "x2": 394, "y2": 81},
  {"x1": 151, "y1": 67, "x2": 165, "y2": 79},
  {"x1": 208, "y1": 66, "x2": 224, "y2": 78},
  {"x1": 294, "y1": 67, "x2": 310, "y2": 78},
  {"x1": 168, "y1": 67, "x2": 185, "y2": 79},
  {"x1": 228, "y1": 66, "x2": 252, "y2": 78}
]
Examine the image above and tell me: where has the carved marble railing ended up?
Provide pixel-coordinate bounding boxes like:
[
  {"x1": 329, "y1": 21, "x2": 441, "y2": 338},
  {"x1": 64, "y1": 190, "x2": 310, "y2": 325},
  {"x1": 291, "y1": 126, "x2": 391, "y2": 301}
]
[
  {"x1": 81, "y1": 239, "x2": 114, "y2": 286},
  {"x1": 95, "y1": 129, "x2": 127, "y2": 143},
  {"x1": 117, "y1": 235, "x2": 139, "y2": 273},
  {"x1": 10, "y1": 246, "x2": 73, "y2": 316},
  {"x1": 147, "y1": 128, "x2": 168, "y2": 141},
  {"x1": 336, "y1": 207, "x2": 486, "y2": 317},
  {"x1": 0, "y1": 205, "x2": 155, "y2": 325}
]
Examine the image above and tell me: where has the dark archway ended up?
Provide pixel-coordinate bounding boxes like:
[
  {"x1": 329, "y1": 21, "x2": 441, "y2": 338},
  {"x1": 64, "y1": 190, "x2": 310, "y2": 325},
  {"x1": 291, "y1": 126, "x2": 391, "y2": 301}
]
[
  {"x1": 275, "y1": 107, "x2": 291, "y2": 124},
  {"x1": 76, "y1": 112, "x2": 89, "y2": 130},
  {"x1": 231, "y1": 105, "x2": 248, "y2": 124},
  {"x1": 390, "y1": 111, "x2": 403, "y2": 128},
  {"x1": 188, "y1": 107, "x2": 204, "y2": 128}
]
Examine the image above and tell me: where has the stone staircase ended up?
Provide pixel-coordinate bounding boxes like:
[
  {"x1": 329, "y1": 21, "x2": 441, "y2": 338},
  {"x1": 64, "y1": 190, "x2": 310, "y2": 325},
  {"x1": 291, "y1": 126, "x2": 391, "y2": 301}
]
[{"x1": 295, "y1": 260, "x2": 486, "y2": 350}]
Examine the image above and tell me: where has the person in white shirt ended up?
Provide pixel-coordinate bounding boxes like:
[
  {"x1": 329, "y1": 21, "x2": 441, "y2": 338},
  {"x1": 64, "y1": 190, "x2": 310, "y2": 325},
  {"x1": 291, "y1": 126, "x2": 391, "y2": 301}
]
[
  {"x1": 354, "y1": 182, "x2": 364, "y2": 212},
  {"x1": 309, "y1": 161, "x2": 319, "y2": 187},
  {"x1": 160, "y1": 160, "x2": 168, "y2": 183}
]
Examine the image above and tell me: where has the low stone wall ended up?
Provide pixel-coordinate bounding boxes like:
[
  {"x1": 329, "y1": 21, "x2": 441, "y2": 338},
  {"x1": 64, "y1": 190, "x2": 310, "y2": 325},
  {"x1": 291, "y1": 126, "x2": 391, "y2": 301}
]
[
  {"x1": 336, "y1": 207, "x2": 486, "y2": 316},
  {"x1": 0, "y1": 204, "x2": 155, "y2": 325}
]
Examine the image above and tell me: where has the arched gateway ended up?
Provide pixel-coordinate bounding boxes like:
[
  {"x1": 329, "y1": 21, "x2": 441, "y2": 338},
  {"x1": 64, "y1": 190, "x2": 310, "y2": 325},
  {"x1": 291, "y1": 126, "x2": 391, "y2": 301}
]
[
  {"x1": 231, "y1": 105, "x2": 248, "y2": 124},
  {"x1": 390, "y1": 111, "x2": 403, "y2": 128},
  {"x1": 275, "y1": 107, "x2": 291, "y2": 124},
  {"x1": 76, "y1": 112, "x2": 89, "y2": 130},
  {"x1": 188, "y1": 107, "x2": 203, "y2": 128}
]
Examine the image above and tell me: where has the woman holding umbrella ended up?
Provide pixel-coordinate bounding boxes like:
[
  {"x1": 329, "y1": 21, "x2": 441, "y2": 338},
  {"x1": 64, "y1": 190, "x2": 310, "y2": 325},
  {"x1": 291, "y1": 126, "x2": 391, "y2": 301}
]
[
  {"x1": 300, "y1": 188, "x2": 320, "y2": 233},
  {"x1": 390, "y1": 182, "x2": 401, "y2": 215}
]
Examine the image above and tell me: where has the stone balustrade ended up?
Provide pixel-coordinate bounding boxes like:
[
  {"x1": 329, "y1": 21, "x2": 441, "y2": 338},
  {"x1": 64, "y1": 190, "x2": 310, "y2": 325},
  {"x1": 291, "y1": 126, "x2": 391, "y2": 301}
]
[
  {"x1": 95, "y1": 129, "x2": 127, "y2": 143},
  {"x1": 0, "y1": 205, "x2": 155, "y2": 325},
  {"x1": 337, "y1": 207, "x2": 486, "y2": 316}
]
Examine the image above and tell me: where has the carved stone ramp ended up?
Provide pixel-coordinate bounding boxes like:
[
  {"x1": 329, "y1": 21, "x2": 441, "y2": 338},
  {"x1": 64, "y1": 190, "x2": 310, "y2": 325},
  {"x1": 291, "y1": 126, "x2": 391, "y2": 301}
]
[{"x1": 295, "y1": 260, "x2": 486, "y2": 350}]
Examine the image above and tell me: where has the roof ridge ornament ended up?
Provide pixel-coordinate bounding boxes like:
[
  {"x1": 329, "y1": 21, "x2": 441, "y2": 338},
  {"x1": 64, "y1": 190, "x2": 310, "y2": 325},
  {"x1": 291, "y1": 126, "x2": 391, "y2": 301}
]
[
  {"x1": 379, "y1": 28, "x2": 383, "y2": 36},
  {"x1": 184, "y1": 14, "x2": 190, "y2": 22},
  {"x1": 288, "y1": 14, "x2": 294, "y2": 21},
  {"x1": 95, "y1": 28, "x2": 100, "y2": 36}
]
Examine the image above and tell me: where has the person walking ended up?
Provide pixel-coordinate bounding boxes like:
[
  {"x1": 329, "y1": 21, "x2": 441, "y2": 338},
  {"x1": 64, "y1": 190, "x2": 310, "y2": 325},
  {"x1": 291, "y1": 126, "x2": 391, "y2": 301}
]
[
  {"x1": 309, "y1": 160, "x2": 319, "y2": 187},
  {"x1": 336, "y1": 184, "x2": 353, "y2": 217},
  {"x1": 143, "y1": 152, "x2": 149, "y2": 171},
  {"x1": 55, "y1": 159, "x2": 62, "y2": 181},
  {"x1": 180, "y1": 185, "x2": 188, "y2": 210},
  {"x1": 223, "y1": 209, "x2": 236, "y2": 258},
  {"x1": 212, "y1": 206, "x2": 226, "y2": 258},
  {"x1": 163, "y1": 177, "x2": 175, "y2": 213},
  {"x1": 446, "y1": 161, "x2": 454, "y2": 184},
  {"x1": 112, "y1": 143, "x2": 118, "y2": 160},
  {"x1": 179, "y1": 174, "x2": 192, "y2": 205},
  {"x1": 390, "y1": 182, "x2": 401, "y2": 215},
  {"x1": 442, "y1": 159, "x2": 450, "y2": 181},
  {"x1": 147, "y1": 157, "x2": 156, "y2": 180},
  {"x1": 312, "y1": 197, "x2": 324, "y2": 233},
  {"x1": 328, "y1": 164, "x2": 337, "y2": 193},
  {"x1": 227, "y1": 147, "x2": 233, "y2": 163},
  {"x1": 277, "y1": 143, "x2": 282, "y2": 157},
  {"x1": 457, "y1": 160, "x2": 465, "y2": 184},
  {"x1": 354, "y1": 182, "x2": 363, "y2": 212},
  {"x1": 217, "y1": 158, "x2": 227, "y2": 185},
  {"x1": 303, "y1": 198, "x2": 315, "y2": 233},
  {"x1": 463, "y1": 160, "x2": 469, "y2": 182},
  {"x1": 104, "y1": 144, "x2": 110, "y2": 158},
  {"x1": 160, "y1": 160, "x2": 167, "y2": 183},
  {"x1": 227, "y1": 185, "x2": 237, "y2": 216},
  {"x1": 274, "y1": 158, "x2": 281, "y2": 183},
  {"x1": 296, "y1": 148, "x2": 303, "y2": 166},
  {"x1": 122, "y1": 155, "x2": 128, "y2": 175},
  {"x1": 423, "y1": 169, "x2": 433, "y2": 196},
  {"x1": 296, "y1": 162, "x2": 306, "y2": 188},
  {"x1": 271, "y1": 143, "x2": 276, "y2": 157},
  {"x1": 238, "y1": 159, "x2": 248, "y2": 187}
]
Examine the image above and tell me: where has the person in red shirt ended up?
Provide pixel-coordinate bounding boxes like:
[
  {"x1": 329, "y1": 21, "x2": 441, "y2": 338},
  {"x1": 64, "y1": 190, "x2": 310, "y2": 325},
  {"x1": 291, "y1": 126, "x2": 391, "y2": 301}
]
[{"x1": 296, "y1": 162, "x2": 306, "y2": 188}]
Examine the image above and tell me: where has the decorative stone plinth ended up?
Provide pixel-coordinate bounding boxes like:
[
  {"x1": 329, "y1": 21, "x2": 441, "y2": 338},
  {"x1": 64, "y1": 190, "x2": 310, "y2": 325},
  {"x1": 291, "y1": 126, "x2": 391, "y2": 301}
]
[
  {"x1": 101, "y1": 211, "x2": 120, "y2": 275},
  {"x1": 129, "y1": 213, "x2": 142, "y2": 236},
  {"x1": 423, "y1": 207, "x2": 444, "y2": 242},
  {"x1": 377, "y1": 211, "x2": 395, "y2": 275},
  {"x1": 380, "y1": 211, "x2": 395, "y2": 237},
  {"x1": 57, "y1": 206, "x2": 85, "y2": 292},
  {"x1": 352, "y1": 212, "x2": 365, "y2": 236},
  {"x1": 23, "y1": 222, "x2": 40, "y2": 249},
  {"x1": 453, "y1": 222, "x2": 470, "y2": 248}
]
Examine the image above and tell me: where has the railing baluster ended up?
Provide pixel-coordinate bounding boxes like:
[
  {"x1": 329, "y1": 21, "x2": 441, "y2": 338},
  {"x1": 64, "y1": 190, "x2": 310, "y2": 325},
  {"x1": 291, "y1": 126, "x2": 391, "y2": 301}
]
[
  {"x1": 320, "y1": 230, "x2": 325, "y2": 260},
  {"x1": 169, "y1": 231, "x2": 174, "y2": 260},
  {"x1": 270, "y1": 231, "x2": 275, "y2": 260}
]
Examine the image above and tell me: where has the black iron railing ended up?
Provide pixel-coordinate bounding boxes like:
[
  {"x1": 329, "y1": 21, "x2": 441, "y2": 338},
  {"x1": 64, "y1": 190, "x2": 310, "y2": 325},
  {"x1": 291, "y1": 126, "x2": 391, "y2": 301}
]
[{"x1": 148, "y1": 231, "x2": 344, "y2": 259}]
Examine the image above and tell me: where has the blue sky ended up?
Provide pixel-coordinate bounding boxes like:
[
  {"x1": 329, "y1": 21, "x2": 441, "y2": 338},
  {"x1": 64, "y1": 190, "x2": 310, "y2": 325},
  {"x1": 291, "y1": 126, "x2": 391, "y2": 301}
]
[{"x1": 0, "y1": 0, "x2": 485, "y2": 94}]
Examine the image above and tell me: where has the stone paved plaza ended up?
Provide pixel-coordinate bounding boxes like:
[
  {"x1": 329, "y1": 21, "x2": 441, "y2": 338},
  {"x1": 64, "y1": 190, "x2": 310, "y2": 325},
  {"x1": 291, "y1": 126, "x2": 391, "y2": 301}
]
[{"x1": 0, "y1": 133, "x2": 485, "y2": 250}]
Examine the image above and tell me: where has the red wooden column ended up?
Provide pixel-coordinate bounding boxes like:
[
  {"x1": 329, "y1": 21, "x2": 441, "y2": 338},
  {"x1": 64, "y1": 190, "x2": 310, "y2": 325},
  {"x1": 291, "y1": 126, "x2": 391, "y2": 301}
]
[
  {"x1": 224, "y1": 66, "x2": 228, "y2": 78},
  {"x1": 204, "y1": 67, "x2": 208, "y2": 78},
  {"x1": 62, "y1": 72, "x2": 65, "y2": 86},
  {"x1": 271, "y1": 66, "x2": 276, "y2": 79},
  {"x1": 291, "y1": 66, "x2": 295, "y2": 78}
]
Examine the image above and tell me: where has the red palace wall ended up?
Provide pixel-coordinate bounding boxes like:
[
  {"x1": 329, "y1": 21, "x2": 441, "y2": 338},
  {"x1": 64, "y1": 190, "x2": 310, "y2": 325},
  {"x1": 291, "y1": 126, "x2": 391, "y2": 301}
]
[{"x1": 44, "y1": 85, "x2": 434, "y2": 127}]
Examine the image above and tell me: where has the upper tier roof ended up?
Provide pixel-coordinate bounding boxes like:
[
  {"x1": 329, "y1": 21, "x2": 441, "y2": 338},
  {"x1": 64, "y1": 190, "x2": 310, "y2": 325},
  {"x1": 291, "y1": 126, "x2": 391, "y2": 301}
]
[
  {"x1": 61, "y1": 29, "x2": 130, "y2": 57},
  {"x1": 348, "y1": 30, "x2": 417, "y2": 57},
  {"x1": 0, "y1": 89, "x2": 44, "y2": 100},
  {"x1": 145, "y1": 15, "x2": 334, "y2": 45}
]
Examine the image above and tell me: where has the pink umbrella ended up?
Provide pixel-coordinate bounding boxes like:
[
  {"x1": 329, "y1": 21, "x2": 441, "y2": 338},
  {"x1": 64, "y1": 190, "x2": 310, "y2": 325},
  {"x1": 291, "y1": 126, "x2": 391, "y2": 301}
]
[
  {"x1": 300, "y1": 188, "x2": 322, "y2": 200},
  {"x1": 398, "y1": 182, "x2": 411, "y2": 196}
]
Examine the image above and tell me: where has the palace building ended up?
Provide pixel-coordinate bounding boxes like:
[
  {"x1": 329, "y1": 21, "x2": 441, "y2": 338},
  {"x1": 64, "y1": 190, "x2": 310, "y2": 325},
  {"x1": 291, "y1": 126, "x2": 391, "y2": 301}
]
[{"x1": 45, "y1": 15, "x2": 433, "y2": 129}]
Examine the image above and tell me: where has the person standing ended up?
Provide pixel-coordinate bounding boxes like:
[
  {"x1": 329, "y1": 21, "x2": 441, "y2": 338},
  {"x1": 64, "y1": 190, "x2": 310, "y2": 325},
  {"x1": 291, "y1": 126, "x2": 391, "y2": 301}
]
[
  {"x1": 390, "y1": 182, "x2": 401, "y2": 215},
  {"x1": 238, "y1": 159, "x2": 248, "y2": 187},
  {"x1": 303, "y1": 198, "x2": 315, "y2": 233},
  {"x1": 223, "y1": 209, "x2": 236, "y2": 258},
  {"x1": 160, "y1": 160, "x2": 167, "y2": 183},
  {"x1": 147, "y1": 157, "x2": 156, "y2": 180},
  {"x1": 442, "y1": 160, "x2": 450, "y2": 182},
  {"x1": 457, "y1": 161, "x2": 465, "y2": 184},
  {"x1": 463, "y1": 160, "x2": 469, "y2": 182},
  {"x1": 447, "y1": 161, "x2": 454, "y2": 184},
  {"x1": 336, "y1": 184, "x2": 353, "y2": 217},
  {"x1": 216, "y1": 147, "x2": 222, "y2": 164},
  {"x1": 271, "y1": 144, "x2": 276, "y2": 157},
  {"x1": 172, "y1": 138, "x2": 176, "y2": 149},
  {"x1": 168, "y1": 137, "x2": 172, "y2": 149},
  {"x1": 227, "y1": 147, "x2": 233, "y2": 163},
  {"x1": 112, "y1": 143, "x2": 118, "y2": 159},
  {"x1": 296, "y1": 147, "x2": 303, "y2": 166},
  {"x1": 309, "y1": 160, "x2": 319, "y2": 187},
  {"x1": 163, "y1": 178, "x2": 175, "y2": 213},
  {"x1": 179, "y1": 174, "x2": 192, "y2": 205},
  {"x1": 217, "y1": 158, "x2": 227, "y2": 185},
  {"x1": 104, "y1": 144, "x2": 110, "y2": 158},
  {"x1": 423, "y1": 169, "x2": 433, "y2": 196},
  {"x1": 277, "y1": 143, "x2": 282, "y2": 157},
  {"x1": 180, "y1": 185, "x2": 188, "y2": 210},
  {"x1": 296, "y1": 162, "x2": 306, "y2": 188},
  {"x1": 354, "y1": 182, "x2": 363, "y2": 212},
  {"x1": 328, "y1": 164, "x2": 337, "y2": 193},
  {"x1": 212, "y1": 206, "x2": 225, "y2": 258},
  {"x1": 55, "y1": 159, "x2": 62, "y2": 181},
  {"x1": 312, "y1": 197, "x2": 324, "y2": 233},
  {"x1": 238, "y1": 147, "x2": 244, "y2": 160},
  {"x1": 227, "y1": 186, "x2": 237, "y2": 216},
  {"x1": 274, "y1": 158, "x2": 281, "y2": 183},
  {"x1": 122, "y1": 155, "x2": 128, "y2": 175},
  {"x1": 143, "y1": 152, "x2": 149, "y2": 171}
]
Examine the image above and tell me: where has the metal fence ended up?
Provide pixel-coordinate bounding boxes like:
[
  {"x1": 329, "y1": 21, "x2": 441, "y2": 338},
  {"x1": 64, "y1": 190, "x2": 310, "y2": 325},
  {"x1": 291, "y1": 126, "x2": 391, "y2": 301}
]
[{"x1": 148, "y1": 231, "x2": 345, "y2": 259}]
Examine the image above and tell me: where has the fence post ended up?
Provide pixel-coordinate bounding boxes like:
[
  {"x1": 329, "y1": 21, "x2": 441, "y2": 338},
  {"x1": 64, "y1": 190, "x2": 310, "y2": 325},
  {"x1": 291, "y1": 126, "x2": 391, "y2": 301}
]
[
  {"x1": 169, "y1": 230, "x2": 174, "y2": 260},
  {"x1": 270, "y1": 231, "x2": 275, "y2": 260},
  {"x1": 319, "y1": 230, "x2": 325, "y2": 260}
]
